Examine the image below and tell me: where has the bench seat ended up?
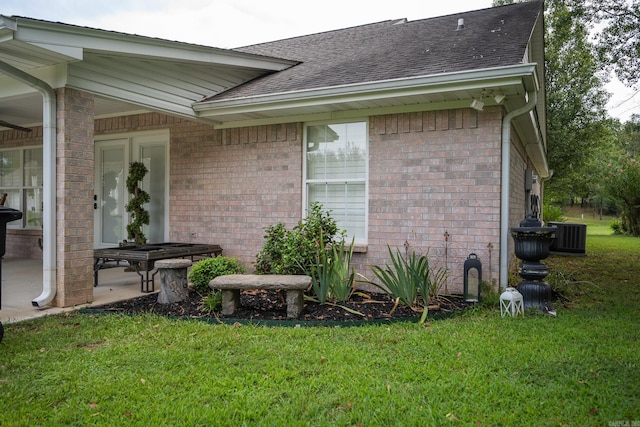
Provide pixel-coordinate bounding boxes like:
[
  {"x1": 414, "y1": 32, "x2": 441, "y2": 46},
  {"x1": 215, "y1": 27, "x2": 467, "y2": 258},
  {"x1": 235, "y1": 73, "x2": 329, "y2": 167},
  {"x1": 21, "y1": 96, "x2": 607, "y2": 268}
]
[{"x1": 209, "y1": 274, "x2": 311, "y2": 319}]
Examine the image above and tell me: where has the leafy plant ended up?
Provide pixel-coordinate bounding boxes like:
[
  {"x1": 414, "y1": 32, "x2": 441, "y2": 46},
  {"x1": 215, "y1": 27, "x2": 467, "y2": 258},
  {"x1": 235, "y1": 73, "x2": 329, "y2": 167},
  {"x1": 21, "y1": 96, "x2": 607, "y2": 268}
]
[
  {"x1": 610, "y1": 218, "x2": 623, "y2": 234},
  {"x1": 543, "y1": 204, "x2": 566, "y2": 223},
  {"x1": 364, "y1": 246, "x2": 445, "y2": 323},
  {"x1": 425, "y1": 265, "x2": 449, "y2": 301},
  {"x1": 199, "y1": 290, "x2": 222, "y2": 313},
  {"x1": 312, "y1": 239, "x2": 333, "y2": 304},
  {"x1": 254, "y1": 202, "x2": 342, "y2": 275},
  {"x1": 125, "y1": 161, "x2": 150, "y2": 245},
  {"x1": 188, "y1": 256, "x2": 246, "y2": 294},
  {"x1": 479, "y1": 280, "x2": 501, "y2": 310},
  {"x1": 312, "y1": 236, "x2": 355, "y2": 304},
  {"x1": 605, "y1": 156, "x2": 640, "y2": 236},
  {"x1": 327, "y1": 237, "x2": 355, "y2": 302},
  {"x1": 366, "y1": 246, "x2": 418, "y2": 308}
]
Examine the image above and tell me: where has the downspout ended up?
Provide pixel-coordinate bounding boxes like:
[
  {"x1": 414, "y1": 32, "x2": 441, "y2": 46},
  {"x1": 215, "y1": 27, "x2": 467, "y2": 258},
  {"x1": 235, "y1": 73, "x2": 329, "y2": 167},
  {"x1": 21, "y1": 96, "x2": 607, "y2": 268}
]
[
  {"x1": 0, "y1": 61, "x2": 57, "y2": 308},
  {"x1": 499, "y1": 91, "x2": 537, "y2": 290}
]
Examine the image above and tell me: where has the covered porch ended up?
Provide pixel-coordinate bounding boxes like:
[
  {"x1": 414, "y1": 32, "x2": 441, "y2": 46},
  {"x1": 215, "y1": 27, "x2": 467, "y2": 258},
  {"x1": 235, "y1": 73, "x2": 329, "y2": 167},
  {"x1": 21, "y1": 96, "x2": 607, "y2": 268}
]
[
  {"x1": 0, "y1": 257, "x2": 145, "y2": 324},
  {"x1": 0, "y1": 16, "x2": 292, "y2": 309}
]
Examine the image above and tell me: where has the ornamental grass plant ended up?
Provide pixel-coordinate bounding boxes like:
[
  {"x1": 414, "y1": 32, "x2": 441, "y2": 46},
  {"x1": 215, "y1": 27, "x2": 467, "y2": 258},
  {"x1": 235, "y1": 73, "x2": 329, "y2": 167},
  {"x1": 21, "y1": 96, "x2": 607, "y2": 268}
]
[{"x1": 0, "y1": 216, "x2": 638, "y2": 426}]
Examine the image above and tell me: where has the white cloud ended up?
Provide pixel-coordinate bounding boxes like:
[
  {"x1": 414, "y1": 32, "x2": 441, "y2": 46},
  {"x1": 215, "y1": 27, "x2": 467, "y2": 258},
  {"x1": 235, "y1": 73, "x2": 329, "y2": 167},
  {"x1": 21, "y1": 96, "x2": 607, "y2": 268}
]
[
  {"x1": 3, "y1": 0, "x2": 494, "y2": 48},
  {"x1": 606, "y1": 79, "x2": 639, "y2": 122}
]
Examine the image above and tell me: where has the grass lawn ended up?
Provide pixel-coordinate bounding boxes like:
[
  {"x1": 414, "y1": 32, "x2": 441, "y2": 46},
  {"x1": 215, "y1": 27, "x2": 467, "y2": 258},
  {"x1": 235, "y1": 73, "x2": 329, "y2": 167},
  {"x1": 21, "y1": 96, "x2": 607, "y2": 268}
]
[{"x1": 1, "y1": 219, "x2": 638, "y2": 426}]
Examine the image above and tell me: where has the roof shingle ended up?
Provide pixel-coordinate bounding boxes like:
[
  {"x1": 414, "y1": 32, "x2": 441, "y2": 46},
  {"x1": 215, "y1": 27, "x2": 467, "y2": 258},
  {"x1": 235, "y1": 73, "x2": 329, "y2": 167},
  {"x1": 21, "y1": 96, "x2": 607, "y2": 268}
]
[{"x1": 210, "y1": 1, "x2": 543, "y2": 101}]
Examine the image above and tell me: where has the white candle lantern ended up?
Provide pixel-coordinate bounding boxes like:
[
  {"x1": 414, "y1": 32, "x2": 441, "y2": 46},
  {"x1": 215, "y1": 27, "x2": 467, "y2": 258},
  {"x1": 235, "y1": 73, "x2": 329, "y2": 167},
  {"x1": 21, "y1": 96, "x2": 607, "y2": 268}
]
[{"x1": 500, "y1": 287, "x2": 524, "y2": 318}]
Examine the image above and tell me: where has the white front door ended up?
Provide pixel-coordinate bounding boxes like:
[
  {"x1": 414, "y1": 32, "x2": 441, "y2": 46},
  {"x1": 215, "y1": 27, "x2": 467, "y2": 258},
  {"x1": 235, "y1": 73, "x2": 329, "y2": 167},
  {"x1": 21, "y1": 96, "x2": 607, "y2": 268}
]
[{"x1": 94, "y1": 131, "x2": 169, "y2": 248}]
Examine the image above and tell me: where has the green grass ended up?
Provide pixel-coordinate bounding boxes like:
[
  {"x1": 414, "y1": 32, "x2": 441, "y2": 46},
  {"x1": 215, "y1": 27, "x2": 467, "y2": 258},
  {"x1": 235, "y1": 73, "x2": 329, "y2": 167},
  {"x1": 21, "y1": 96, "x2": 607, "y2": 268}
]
[
  {"x1": 564, "y1": 214, "x2": 617, "y2": 236},
  {"x1": 1, "y1": 221, "x2": 639, "y2": 426}
]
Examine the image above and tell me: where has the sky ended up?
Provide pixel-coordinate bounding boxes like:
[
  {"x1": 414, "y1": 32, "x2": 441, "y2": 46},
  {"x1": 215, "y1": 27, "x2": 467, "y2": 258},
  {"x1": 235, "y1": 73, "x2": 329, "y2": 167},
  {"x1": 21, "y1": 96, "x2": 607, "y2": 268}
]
[{"x1": 2, "y1": 0, "x2": 637, "y2": 121}]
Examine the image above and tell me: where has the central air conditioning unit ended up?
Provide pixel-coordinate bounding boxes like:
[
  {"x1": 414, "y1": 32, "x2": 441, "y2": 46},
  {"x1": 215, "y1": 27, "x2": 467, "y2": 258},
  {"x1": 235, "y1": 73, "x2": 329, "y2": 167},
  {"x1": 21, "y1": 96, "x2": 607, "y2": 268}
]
[{"x1": 548, "y1": 222, "x2": 587, "y2": 255}]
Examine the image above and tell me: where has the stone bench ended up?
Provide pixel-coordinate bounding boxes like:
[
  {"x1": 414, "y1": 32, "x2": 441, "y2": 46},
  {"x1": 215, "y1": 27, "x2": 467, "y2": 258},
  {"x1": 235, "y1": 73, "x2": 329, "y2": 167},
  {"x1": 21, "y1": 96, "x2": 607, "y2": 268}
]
[{"x1": 209, "y1": 274, "x2": 312, "y2": 319}]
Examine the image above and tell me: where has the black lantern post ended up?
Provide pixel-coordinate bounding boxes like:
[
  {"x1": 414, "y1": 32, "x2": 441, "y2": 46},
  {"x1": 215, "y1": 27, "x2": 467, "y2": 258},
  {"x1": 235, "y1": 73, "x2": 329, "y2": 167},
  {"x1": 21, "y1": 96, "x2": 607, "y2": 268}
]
[{"x1": 463, "y1": 253, "x2": 482, "y2": 303}]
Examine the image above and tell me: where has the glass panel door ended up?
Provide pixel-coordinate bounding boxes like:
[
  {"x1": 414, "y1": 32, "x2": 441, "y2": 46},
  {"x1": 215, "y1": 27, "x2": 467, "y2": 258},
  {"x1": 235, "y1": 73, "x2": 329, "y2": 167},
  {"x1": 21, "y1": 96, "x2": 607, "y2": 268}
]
[
  {"x1": 135, "y1": 142, "x2": 168, "y2": 243},
  {"x1": 95, "y1": 131, "x2": 168, "y2": 248},
  {"x1": 94, "y1": 140, "x2": 128, "y2": 247}
]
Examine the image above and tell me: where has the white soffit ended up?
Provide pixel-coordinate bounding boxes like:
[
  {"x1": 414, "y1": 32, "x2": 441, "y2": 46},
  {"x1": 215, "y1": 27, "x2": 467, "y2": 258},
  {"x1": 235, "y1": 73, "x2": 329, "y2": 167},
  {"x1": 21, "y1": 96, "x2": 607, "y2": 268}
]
[
  {"x1": 0, "y1": 16, "x2": 297, "y2": 121},
  {"x1": 66, "y1": 53, "x2": 272, "y2": 120}
]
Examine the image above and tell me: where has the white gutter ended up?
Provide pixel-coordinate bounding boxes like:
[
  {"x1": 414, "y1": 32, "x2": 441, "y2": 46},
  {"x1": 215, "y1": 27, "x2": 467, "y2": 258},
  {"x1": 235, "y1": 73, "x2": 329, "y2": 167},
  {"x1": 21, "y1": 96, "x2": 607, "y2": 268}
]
[
  {"x1": 194, "y1": 64, "x2": 538, "y2": 115},
  {"x1": 0, "y1": 61, "x2": 57, "y2": 308},
  {"x1": 499, "y1": 91, "x2": 537, "y2": 289}
]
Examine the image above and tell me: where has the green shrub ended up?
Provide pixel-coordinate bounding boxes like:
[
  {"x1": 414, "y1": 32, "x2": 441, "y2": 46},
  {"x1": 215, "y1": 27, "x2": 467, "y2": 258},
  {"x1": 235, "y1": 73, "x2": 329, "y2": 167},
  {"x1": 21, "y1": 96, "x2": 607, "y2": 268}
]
[
  {"x1": 479, "y1": 280, "x2": 501, "y2": 309},
  {"x1": 327, "y1": 237, "x2": 356, "y2": 302},
  {"x1": 188, "y1": 256, "x2": 246, "y2": 294},
  {"x1": 605, "y1": 156, "x2": 640, "y2": 236},
  {"x1": 365, "y1": 246, "x2": 421, "y2": 307},
  {"x1": 543, "y1": 204, "x2": 566, "y2": 223},
  {"x1": 254, "y1": 202, "x2": 343, "y2": 275},
  {"x1": 313, "y1": 236, "x2": 355, "y2": 303},
  {"x1": 423, "y1": 263, "x2": 449, "y2": 301},
  {"x1": 610, "y1": 218, "x2": 624, "y2": 234},
  {"x1": 199, "y1": 291, "x2": 222, "y2": 313},
  {"x1": 364, "y1": 246, "x2": 443, "y2": 324}
]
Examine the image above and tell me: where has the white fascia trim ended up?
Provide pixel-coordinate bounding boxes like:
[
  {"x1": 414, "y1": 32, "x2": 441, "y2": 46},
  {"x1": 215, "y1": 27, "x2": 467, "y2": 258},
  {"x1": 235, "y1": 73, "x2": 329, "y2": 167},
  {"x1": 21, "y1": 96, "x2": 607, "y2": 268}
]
[
  {"x1": 193, "y1": 64, "x2": 538, "y2": 116},
  {"x1": 0, "y1": 15, "x2": 17, "y2": 40},
  {"x1": 29, "y1": 42, "x2": 84, "y2": 60},
  {"x1": 213, "y1": 99, "x2": 483, "y2": 129},
  {"x1": 11, "y1": 16, "x2": 296, "y2": 71}
]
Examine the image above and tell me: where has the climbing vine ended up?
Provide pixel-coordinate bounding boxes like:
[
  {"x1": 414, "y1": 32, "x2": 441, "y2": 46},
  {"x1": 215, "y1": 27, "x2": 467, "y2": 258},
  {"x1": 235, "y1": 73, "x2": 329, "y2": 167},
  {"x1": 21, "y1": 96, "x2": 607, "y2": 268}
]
[{"x1": 125, "y1": 161, "x2": 150, "y2": 245}]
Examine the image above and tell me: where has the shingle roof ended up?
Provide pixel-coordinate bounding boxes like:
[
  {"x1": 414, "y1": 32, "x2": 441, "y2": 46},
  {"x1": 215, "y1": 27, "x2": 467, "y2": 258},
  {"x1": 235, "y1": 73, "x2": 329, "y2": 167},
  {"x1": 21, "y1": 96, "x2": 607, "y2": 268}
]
[{"x1": 208, "y1": 1, "x2": 543, "y2": 102}]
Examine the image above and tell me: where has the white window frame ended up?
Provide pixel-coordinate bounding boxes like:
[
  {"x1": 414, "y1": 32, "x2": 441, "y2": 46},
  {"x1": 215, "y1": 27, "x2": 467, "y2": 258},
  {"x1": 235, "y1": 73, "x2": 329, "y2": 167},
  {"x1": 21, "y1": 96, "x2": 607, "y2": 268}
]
[
  {"x1": 302, "y1": 119, "x2": 369, "y2": 245},
  {"x1": 0, "y1": 145, "x2": 43, "y2": 229}
]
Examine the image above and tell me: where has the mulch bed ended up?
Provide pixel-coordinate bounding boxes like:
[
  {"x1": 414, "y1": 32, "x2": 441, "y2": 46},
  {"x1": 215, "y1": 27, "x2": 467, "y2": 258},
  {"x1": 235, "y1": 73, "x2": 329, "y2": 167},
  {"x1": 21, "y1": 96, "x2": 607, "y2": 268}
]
[{"x1": 89, "y1": 289, "x2": 470, "y2": 325}]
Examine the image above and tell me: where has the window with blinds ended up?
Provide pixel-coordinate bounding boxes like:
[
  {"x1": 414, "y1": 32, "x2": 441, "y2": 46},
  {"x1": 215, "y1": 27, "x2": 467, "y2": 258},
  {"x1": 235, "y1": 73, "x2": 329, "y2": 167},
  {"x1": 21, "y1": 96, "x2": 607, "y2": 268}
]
[
  {"x1": 0, "y1": 146, "x2": 43, "y2": 229},
  {"x1": 305, "y1": 121, "x2": 367, "y2": 243}
]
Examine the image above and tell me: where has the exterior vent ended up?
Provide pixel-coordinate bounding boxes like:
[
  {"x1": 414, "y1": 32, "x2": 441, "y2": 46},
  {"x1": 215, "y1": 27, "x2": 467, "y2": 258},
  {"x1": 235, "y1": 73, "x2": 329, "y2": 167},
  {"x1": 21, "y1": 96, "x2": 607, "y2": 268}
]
[
  {"x1": 457, "y1": 18, "x2": 465, "y2": 31},
  {"x1": 548, "y1": 222, "x2": 587, "y2": 255}
]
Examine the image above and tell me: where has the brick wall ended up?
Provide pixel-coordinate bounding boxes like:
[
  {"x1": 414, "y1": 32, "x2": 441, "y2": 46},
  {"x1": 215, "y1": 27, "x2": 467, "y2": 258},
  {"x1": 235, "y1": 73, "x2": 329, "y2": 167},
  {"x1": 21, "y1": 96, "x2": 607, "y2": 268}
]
[
  {"x1": 169, "y1": 121, "x2": 303, "y2": 265},
  {"x1": 54, "y1": 88, "x2": 95, "y2": 307},
  {"x1": 2, "y1": 104, "x2": 530, "y2": 301},
  {"x1": 95, "y1": 115, "x2": 303, "y2": 269},
  {"x1": 153, "y1": 107, "x2": 505, "y2": 293},
  {"x1": 366, "y1": 108, "x2": 504, "y2": 292}
]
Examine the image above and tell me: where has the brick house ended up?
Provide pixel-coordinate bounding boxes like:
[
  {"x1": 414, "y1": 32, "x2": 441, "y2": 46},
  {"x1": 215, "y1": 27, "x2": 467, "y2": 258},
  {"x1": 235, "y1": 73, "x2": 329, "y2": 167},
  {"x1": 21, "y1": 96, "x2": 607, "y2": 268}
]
[{"x1": 0, "y1": 2, "x2": 547, "y2": 308}]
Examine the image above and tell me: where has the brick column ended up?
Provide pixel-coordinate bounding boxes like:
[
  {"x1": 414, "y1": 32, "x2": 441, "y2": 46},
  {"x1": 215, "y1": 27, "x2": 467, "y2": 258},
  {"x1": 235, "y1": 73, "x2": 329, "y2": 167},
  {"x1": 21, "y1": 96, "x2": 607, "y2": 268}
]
[{"x1": 53, "y1": 88, "x2": 95, "y2": 307}]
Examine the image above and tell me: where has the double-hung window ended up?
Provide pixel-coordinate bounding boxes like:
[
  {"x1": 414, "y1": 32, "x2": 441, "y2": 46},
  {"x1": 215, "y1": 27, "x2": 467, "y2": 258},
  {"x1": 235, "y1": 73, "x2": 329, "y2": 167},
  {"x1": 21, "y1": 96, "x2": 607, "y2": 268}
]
[
  {"x1": 0, "y1": 146, "x2": 43, "y2": 229},
  {"x1": 304, "y1": 121, "x2": 368, "y2": 244}
]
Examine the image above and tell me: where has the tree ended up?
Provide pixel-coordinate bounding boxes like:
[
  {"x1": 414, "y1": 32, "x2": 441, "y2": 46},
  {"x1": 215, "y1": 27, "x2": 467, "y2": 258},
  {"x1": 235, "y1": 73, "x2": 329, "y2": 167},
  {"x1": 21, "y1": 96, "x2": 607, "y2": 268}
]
[
  {"x1": 494, "y1": 0, "x2": 640, "y2": 88},
  {"x1": 540, "y1": 0, "x2": 611, "y2": 203},
  {"x1": 605, "y1": 155, "x2": 640, "y2": 235},
  {"x1": 492, "y1": 0, "x2": 613, "y2": 204},
  {"x1": 587, "y1": 0, "x2": 640, "y2": 87},
  {"x1": 125, "y1": 161, "x2": 150, "y2": 245},
  {"x1": 619, "y1": 114, "x2": 640, "y2": 157}
]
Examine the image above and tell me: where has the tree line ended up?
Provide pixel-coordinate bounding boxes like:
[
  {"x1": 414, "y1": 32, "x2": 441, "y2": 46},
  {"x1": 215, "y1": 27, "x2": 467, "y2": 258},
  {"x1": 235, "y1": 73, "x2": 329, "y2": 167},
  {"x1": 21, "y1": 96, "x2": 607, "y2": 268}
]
[{"x1": 494, "y1": 0, "x2": 640, "y2": 235}]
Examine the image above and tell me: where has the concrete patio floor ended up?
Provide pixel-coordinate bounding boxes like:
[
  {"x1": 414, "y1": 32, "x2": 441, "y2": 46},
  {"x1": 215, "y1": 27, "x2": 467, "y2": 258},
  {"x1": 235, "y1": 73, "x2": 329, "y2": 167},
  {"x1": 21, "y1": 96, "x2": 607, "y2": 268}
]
[{"x1": 0, "y1": 257, "x2": 153, "y2": 324}]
